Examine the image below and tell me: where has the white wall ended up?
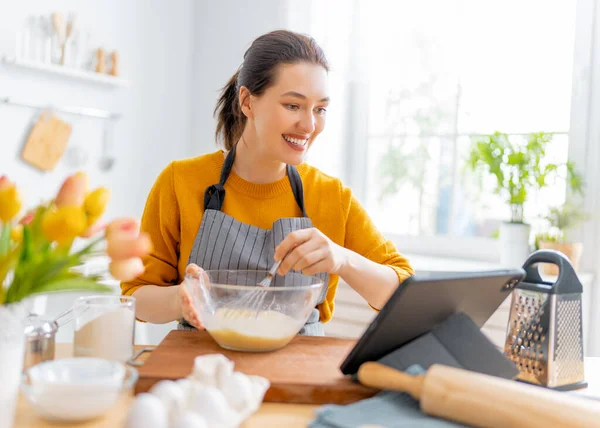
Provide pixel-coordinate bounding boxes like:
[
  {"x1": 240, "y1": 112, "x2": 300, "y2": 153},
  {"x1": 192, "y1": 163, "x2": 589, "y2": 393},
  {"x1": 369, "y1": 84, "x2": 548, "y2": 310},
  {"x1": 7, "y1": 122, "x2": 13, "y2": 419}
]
[
  {"x1": 0, "y1": 1, "x2": 299, "y2": 345},
  {"x1": 191, "y1": 0, "x2": 290, "y2": 154},
  {"x1": 0, "y1": 0, "x2": 195, "y2": 220}
]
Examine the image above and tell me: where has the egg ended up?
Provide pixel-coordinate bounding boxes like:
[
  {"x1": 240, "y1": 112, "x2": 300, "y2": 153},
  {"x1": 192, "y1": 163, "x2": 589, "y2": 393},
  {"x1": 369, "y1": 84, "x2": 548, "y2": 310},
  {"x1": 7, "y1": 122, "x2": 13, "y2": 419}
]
[
  {"x1": 149, "y1": 380, "x2": 186, "y2": 425},
  {"x1": 191, "y1": 354, "x2": 233, "y2": 388},
  {"x1": 173, "y1": 411, "x2": 208, "y2": 428},
  {"x1": 220, "y1": 372, "x2": 254, "y2": 412},
  {"x1": 188, "y1": 385, "x2": 237, "y2": 427},
  {"x1": 125, "y1": 393, "x2": 168, "y2": 428},
  {"x1": 249, "y1": 375, "x2": 270, "y2": 401},
  {"x1": 176, "y1": 378, "x2": 193, "y2": 402}
]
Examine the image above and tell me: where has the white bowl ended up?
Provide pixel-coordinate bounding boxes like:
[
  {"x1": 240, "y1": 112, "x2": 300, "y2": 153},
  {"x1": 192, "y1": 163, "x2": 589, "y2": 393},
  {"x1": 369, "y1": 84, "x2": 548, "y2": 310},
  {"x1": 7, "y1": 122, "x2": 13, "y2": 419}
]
[{"x1": 21, "y1": 358, "x2": 138, "y2": 422}]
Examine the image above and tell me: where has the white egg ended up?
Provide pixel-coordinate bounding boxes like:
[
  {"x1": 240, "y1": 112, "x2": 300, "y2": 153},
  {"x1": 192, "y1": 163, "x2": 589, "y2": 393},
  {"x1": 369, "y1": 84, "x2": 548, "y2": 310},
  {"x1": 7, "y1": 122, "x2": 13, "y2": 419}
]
[
  {"x1": 176, "y1": 378, "x2": 193, "y2": 406},
  {"x1": 149, "y1": 380, "x2": 186, "y2": 425},
  {"x1": 191, "y1": 354, "x2": 233, "y2": 387},
  {"x1": 173, "y1": 411, "x2": 208, "y2": 428},
  {"x1": 249, "y1": 375, "x2": 270, "y2": 400},
  {"x1": 220, "y1": 372, "x2": 254, "y2": 411},
  {"x1": 188, "y1": 385, "x2": 238, "y2": 427},
  {"x1": 125, "y1": 393, "x2": 168, "y2": 428},
  {"x1": 176, "y1": 378, "x2": 192, "y2": 392}
]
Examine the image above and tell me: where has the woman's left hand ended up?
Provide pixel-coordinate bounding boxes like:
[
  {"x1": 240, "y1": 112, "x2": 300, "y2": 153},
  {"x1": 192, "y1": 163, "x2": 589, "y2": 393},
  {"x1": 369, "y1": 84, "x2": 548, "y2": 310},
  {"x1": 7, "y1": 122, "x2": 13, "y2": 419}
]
[{"x1": 274, "y1": 228, "x2": 349, "y2": 276}]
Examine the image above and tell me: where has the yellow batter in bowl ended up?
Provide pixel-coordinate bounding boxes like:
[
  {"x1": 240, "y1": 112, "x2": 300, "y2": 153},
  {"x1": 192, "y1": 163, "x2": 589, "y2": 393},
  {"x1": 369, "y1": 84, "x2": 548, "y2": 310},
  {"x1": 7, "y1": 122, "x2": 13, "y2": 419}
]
[{"x1": 206, "y1": 308, "x2": 303, "y2": 352}]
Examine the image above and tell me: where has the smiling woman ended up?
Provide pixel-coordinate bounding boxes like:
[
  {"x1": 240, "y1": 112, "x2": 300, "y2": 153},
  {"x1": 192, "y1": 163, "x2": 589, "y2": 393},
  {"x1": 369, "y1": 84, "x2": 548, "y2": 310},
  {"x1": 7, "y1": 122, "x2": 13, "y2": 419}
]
[{"x1": 121, "y1": 30, "x2": 414, "y2": 338}]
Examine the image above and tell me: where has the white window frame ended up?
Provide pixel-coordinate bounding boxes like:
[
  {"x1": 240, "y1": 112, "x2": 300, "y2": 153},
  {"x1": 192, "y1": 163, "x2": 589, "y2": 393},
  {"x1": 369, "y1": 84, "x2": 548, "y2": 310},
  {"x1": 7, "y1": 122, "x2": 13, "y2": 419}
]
[
  {"x1": 341, "y1": 0, "x2": 597, "y2": 264},
  {"x1": 568, "y1": 0, "x2": 600, "y2": 356}
]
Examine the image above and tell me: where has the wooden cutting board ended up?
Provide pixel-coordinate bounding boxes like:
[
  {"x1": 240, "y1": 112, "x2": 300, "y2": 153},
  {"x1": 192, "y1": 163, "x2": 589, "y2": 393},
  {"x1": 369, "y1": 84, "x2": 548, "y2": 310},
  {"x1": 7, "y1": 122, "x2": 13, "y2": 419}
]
[
  {"x1": 21, "y1": 111, "x2": 72, "y2": 171},
  {"x1": 135, "y1": 330, "x2": 378, "y2": 404}
]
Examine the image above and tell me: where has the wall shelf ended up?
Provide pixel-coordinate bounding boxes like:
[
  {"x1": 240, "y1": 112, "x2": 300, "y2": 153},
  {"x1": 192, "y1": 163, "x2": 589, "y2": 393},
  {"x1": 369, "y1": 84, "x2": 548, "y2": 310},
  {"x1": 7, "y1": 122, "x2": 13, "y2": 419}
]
[{"x1": 1, "y1": 56, "x2": 131, "y2": 88}]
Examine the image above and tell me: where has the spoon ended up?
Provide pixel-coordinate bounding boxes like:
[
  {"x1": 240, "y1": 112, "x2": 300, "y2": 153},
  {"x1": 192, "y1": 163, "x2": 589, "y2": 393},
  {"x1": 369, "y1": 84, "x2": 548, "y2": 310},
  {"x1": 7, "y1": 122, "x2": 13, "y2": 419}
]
[{"x1": 98, "y1": 119, "x2": 116, "y2": 171}]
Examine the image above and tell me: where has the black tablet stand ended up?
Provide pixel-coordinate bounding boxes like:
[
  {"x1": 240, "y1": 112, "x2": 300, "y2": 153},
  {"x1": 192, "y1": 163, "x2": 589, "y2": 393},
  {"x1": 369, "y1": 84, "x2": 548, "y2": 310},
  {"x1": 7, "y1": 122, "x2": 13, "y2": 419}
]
[{"x1": 374, "y1": 312, "x2": 519, "y2": 380}]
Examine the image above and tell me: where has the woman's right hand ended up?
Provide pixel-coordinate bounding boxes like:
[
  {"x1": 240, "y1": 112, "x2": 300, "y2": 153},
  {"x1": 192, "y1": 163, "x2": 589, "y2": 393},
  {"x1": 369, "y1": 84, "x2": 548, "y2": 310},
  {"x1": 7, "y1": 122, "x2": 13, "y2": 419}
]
[{"x1": 178, "y1": 263, "x2": 205, "y2": 329}]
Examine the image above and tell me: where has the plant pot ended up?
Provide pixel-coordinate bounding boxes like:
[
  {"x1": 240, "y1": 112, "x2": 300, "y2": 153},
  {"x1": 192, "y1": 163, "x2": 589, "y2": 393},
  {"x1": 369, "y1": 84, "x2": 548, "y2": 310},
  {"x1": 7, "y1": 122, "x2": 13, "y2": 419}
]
[
  {"x1": 537, "y1": 241, "x2": 583, "y2": 276},
  {"x1": 500, "y1": 222, "x2": 532, "y2": 268},
  {"x1": 0, "y1": 304, "x2": 26, "y2": 428}
]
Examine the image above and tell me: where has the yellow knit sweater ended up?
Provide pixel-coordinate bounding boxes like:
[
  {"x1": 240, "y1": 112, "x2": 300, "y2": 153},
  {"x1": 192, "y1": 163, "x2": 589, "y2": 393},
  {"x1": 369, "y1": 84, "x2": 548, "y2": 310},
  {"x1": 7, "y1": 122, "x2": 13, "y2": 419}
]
[{"x1": 121, "y1": 150, "x2": 414, "y2": 322}]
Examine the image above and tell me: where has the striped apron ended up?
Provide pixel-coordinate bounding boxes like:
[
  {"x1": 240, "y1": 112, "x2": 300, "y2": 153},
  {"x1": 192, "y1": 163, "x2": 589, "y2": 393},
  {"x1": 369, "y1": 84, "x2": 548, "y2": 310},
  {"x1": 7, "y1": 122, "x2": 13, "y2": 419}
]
[{"x1": 178, "y1": 146, "x2": 329, "y2": 335}]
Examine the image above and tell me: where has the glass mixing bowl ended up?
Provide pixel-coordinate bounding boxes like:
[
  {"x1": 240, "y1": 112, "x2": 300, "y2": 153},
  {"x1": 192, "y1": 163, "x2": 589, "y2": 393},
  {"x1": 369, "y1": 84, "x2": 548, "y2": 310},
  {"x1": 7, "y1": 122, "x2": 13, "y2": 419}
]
[{"x1": 184, "y1": 270, "x2": 325, "y2": 352}]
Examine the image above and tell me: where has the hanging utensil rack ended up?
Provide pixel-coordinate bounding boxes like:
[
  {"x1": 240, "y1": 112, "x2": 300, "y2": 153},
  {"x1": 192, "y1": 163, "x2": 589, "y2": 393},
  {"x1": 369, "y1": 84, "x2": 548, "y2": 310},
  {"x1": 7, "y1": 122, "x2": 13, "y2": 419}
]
[{"x1": 0, "y1": 96, "x2": 120, "y2": 120}]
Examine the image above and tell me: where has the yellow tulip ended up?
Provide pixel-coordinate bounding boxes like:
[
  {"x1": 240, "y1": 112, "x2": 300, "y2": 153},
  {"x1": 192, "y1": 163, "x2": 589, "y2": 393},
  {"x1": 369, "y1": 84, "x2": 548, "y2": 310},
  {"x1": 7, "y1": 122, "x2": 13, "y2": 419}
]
[
  {"x1": 10, "y1": 225, "x2": 23, "y2": 242},
  {"x1": 0, "y1": 175, "x2": 22, "y2": 222},
  {"x1": 55, "y1": 172, "x2": 88, "y2": 207},
  {"x1": 84, "y1": 187, "x2": 110, "y2": 218},
  {"x1": 41, "y1": 206, "x2": 87, "y2": 244}
]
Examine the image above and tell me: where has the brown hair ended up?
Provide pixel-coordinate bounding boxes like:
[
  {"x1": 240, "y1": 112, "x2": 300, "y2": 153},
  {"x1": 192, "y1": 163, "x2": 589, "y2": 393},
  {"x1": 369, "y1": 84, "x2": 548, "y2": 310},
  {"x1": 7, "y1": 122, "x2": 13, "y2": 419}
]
[{"x1": 214, "y1": 30, "x2": 330, "y2": 150}]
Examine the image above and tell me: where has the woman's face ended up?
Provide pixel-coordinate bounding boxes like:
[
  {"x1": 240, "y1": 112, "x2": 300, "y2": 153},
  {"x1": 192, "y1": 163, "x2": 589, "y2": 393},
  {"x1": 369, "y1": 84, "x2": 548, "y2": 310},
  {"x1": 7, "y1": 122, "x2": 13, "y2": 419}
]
[{"x1": 242, "y1": 62, "x2": 329, "y2": 165}]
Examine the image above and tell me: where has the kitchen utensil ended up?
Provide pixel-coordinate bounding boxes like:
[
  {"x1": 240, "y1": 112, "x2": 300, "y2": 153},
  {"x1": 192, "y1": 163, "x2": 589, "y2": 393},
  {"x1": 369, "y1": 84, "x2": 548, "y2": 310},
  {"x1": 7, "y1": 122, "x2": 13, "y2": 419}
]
[
  {"x1": 23, "y1": 318, "x2": 57, "y2": 372},
  {"x1": 357, "y1": 361, "x2": 600, "y2": 428},
  {"x1": 38, "y1": 15, "x2": 53, "y2": 63},
  {"x1": 51, "y1": 12, "x2": 64, "y2": 50},
  {"x1": 31, "y1": 15, "x2": 45, "y2": 62},
  {"x1": 224, "y1": 260, "x2": 283, "y2": 319},
  {"x1": 98, "y1": 119, "x2": 116, "y2": 171},
  {"x1": 60, "y1": 12, "x2": 77, "y2": 65},
  {"x1": 22, "y1": 307, "x2": 77, "y2": 371},
  {"x1": 15, "y1": 17, "x2": 32, "y2": 60},
  {"x1": 21, "y1": 357, "x2": 138, "y2": 422},
  {"x1": 21, "y1": 110, "x2": 72, "y2": 171},
  {"x1": 184, "y1": 270, "x2": 324, "y2": 352},
  {"x1": 65, "y1": 144, "x2": 89, "y2": 167},
  {"x1": 258, "y1": 260, "x2": 282, "y2": 287},
  {"x1": 504, "y1": 250, "x2": 586, "y2": 390},
  {"x1": 135, "y1": 330, "x2": 378, "y2": 404},
  {"x1": 73, "y1": 295, "x2": 136, "y2": 363}
]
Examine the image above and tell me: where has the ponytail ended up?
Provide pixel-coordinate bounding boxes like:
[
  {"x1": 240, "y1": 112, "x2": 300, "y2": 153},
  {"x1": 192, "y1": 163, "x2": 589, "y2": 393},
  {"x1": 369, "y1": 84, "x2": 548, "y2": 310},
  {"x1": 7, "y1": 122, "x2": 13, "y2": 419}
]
[{"x1": 214, "y1": 70, "x2": 245, "y2": 150}]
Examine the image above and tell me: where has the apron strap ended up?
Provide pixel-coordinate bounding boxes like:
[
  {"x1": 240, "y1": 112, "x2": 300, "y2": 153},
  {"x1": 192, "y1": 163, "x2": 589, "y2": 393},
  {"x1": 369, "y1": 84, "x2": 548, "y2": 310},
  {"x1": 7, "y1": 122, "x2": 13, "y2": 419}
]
[
  {"x1": 203, "y1": 146, "x2": 236, "y2": 211},
  {"x1": 287, "y1": 164, "x2": 307, "y2": 217},
  {"x1": 204, "y1": 145, "x2": 308, "y2": 217}
]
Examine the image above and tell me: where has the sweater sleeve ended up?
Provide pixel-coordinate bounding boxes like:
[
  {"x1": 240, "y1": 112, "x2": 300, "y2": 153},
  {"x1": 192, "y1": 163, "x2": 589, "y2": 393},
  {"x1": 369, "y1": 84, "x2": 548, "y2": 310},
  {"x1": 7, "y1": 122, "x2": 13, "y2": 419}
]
[
  {"x1": 121, "y1": 163, "x2": 181, "y2": 296},
  {"x1": 342, "y1": 185, "x2": 414, "y2": 284}
]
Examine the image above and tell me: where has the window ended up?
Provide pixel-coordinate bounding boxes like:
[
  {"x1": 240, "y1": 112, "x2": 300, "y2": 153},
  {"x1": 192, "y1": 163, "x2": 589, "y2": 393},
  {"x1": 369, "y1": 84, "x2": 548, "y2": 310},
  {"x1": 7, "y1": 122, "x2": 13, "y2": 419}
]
[
  {"x1": 363, "y1": 0, "x2": 576, "y2": 240},
  {"x1": 297, "y1": 0, "x2": 581, "y2": 260}
]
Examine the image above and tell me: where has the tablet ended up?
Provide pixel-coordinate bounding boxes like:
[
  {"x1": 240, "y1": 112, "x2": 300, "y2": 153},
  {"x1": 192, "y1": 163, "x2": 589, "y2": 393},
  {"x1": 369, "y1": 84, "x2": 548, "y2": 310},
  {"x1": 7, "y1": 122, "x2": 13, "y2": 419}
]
[{"x1": 340, "y1": 268, "x2": 526, "y2": 374}]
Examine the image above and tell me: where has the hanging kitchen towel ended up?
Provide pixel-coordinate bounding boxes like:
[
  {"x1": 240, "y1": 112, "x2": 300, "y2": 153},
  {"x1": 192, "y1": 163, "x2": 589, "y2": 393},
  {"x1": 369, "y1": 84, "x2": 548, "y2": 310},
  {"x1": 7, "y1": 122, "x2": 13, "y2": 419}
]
[
  {"x1": 21, "y1": 110, "x2": 72, "y2": 171},
  {"x1": 309, "y1": 365, "x2": 466, "y2": 428}
]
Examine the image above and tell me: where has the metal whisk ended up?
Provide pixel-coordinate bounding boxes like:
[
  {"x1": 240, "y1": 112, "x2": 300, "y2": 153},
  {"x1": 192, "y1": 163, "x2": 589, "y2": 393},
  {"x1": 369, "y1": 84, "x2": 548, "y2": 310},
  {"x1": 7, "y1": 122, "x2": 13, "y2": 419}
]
[{"x1": 224, "y1": 260, "x2": 282, "y2": 319}]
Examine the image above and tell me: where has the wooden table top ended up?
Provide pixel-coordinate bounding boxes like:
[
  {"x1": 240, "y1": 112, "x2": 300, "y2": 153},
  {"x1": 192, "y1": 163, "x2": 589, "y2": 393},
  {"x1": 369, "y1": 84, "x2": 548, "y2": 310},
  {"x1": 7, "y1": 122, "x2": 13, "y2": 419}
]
[
  {"x1": 14, "y1": 344, "x2": 317, "y2": 428},
  {"x1": 13, "y1": 344, "x2": 600, "y2": 427}
]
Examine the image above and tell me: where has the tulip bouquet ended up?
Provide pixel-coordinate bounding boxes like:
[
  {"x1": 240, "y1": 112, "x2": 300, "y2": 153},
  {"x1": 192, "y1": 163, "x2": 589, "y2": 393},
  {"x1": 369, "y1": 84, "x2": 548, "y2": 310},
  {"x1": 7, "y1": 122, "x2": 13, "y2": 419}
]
[{"x1": 0, "y1": 172, "x2": 152, "y2": 305}]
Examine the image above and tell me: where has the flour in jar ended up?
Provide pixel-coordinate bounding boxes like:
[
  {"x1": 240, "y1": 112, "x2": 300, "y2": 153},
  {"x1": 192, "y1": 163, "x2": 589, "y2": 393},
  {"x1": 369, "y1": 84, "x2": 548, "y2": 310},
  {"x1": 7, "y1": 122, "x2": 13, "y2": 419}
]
[
  {"x1": 73, "y1": 307, "x2": 135, "y2": 362},
  {"x1": 206, "y1": 309, "x2": 303, "y2": 352}
]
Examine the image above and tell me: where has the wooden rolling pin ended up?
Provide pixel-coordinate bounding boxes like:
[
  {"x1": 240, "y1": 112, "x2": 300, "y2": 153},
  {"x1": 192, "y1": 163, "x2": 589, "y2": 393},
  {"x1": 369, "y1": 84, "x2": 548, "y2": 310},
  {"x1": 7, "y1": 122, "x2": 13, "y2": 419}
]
[{"x1": 357, "y1": 362, "x2": 600, "y2": 428}]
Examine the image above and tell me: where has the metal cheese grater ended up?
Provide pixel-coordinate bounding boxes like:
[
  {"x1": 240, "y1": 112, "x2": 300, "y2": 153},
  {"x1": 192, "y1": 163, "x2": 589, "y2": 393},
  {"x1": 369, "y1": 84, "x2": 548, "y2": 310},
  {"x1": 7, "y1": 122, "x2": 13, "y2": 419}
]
[{"x1": 504, "y1": 250, "x2": 586, "y2": 390}]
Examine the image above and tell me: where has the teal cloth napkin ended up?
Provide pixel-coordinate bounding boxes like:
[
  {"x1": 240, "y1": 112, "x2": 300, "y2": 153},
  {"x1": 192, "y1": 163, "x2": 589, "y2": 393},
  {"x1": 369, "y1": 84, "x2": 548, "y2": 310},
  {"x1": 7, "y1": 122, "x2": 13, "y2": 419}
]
[{"x1": 309, "y1": 365, "x2": 467, "y2": 428}]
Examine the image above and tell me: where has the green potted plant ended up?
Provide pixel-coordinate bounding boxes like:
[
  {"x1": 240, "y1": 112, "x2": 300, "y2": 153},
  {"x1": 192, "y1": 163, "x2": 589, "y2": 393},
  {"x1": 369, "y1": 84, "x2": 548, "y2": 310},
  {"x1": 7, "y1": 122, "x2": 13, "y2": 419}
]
[
  {"x1": 535, "y1": 203, "x2": 590, "y2": 275},
  {"x1": 466, "y1": 131, "x2": 584, "y2": 267}
]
